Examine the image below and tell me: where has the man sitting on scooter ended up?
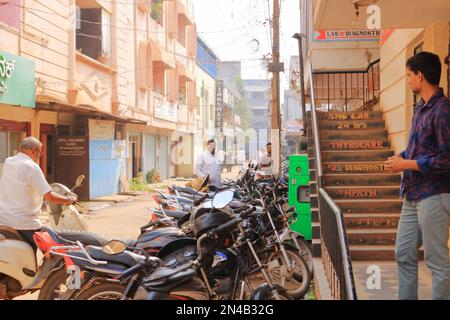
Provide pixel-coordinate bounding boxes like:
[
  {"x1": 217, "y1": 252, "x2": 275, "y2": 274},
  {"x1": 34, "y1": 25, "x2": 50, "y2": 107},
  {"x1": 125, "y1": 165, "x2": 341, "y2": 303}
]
[{"x1": 0, "y1": 137, "x2": 77, "y2": 253}]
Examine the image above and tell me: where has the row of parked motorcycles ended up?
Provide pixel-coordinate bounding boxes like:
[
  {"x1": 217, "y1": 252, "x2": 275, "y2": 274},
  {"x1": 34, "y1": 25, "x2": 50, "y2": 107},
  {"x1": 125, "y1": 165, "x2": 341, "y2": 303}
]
[{"x1": 0, "y1": 162, "x2": 313, "y2": 300}]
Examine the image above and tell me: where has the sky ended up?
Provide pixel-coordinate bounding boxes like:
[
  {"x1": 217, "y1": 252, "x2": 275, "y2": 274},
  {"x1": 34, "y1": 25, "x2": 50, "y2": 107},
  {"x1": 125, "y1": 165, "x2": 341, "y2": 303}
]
[{"x1": 193, "y1": 0, "x2": 301, "y2": 97}]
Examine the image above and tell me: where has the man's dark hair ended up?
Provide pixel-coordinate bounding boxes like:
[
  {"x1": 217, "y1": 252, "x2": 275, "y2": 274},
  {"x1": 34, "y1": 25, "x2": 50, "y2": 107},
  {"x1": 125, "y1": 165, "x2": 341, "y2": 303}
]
[
  {"x1": 207, "y1": 139, "x2": 215, "y2": 144},
  {"x1": 266, "y1": 142, "x2": 272, "y2": 146},
  {"x1": 406, "y1": 52, "x2": 442, "y2": 86}
]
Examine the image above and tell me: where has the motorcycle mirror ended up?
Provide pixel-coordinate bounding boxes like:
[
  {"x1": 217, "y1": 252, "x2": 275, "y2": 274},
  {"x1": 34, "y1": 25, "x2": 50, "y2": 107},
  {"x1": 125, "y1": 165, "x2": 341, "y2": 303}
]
[
  {"x1": 211, "y1": 189, "x2": 234, "y2": 209},
  {"x1": 102, "y1": 240, "x2": 127, "y2": 255},
  {"x1": 73, "y1": 175, "x2": 85, "y2": 190}
]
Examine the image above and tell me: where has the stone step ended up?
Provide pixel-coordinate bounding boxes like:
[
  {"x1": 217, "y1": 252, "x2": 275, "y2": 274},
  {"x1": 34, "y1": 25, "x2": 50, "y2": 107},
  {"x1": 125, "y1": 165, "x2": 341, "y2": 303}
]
[
  {"x1": 321, "y1": 150, "x2": 394, "y2": 162},
  {"x1": 322, "y1": 173, "x2": 401, "y2": 186},
  {"x1": 320, "y1": 129, "x2": 388, "y2": 140},
  {"x1": 335, "y1": 199, "x2": 403, "y2": 214},
  {"x1": 318, "y1": 111, "x2": 383, "y2": 121},
  {"x1": 347, "y1": 228, "x2": 397, "y2": 245},
  {"x1": 344, "y1": 213, "x2": 400, "y2": 229},
  {"x1": 350, "y1": 245, "x2": 424, "y2": 261},
  {"x1": 323, "y1": 161, "x2": 387, "y2": 174},
  {"x1": 320, "y1": 139, "x2": 390, "y2": 151},
  {"x1": 325, "y1": 186, "x2": 400, "y2": 199},
  {"x1": 319, "y1": 119, "x2": 386, "y2": 130}
]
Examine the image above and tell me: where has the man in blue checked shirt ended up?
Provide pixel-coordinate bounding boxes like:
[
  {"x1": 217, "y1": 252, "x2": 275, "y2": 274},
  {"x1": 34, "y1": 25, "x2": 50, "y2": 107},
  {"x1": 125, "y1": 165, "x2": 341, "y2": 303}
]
[{"x1": 385, "y1": 52, "x2": 450, "y2": 300}]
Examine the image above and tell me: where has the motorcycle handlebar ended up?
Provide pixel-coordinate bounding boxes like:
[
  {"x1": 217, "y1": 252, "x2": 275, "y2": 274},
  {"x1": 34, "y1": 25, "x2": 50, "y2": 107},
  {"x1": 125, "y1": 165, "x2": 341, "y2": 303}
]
[
  {"x1": 214, "y1": 206, "x2": 256, "y2": 234},
  {"x1": 215, "y1": 217, "x2": 243, "y2": 234}
]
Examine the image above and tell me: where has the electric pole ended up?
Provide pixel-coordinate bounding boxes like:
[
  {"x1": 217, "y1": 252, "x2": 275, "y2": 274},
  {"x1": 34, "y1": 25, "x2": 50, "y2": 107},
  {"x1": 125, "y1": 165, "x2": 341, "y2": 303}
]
[{"x1": 270, "y1": 0, "x2": 282, "y2": 176}]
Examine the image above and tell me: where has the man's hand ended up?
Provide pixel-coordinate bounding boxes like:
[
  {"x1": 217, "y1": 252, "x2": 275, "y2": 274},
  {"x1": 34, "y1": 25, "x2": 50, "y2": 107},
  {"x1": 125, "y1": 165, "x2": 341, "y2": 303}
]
[
  {"x1": 385, "y1": 156, "x2": 419, "y2": 173},
  {"x1": 385, "y1": 155, "x2": 405, "y2": 172},
  {"x1": 64, "y1": 194, "x2": 78, "y2": 205}
]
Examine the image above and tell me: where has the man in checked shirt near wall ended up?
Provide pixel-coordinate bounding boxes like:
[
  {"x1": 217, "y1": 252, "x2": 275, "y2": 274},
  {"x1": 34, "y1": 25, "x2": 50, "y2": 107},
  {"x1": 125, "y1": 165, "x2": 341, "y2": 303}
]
[{"x1": 385, "y1": 52, "x2": 450, "y2": 300}]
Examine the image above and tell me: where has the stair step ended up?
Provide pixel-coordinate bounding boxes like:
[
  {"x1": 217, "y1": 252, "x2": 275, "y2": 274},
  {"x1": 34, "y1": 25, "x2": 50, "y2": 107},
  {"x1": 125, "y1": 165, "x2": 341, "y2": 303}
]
[
  {"x1": 336, "y1": 199, "x2": 403, "y2": 214},
  {"x1": 318, "y1": 111, "x2": 383, "y2": 121},
  {"x1": 323, "y1": 161, "x2": 387, "y2": 174},
  {"x1": 320, "y1": 129, "x2": 387, "y2": 140},
  {"x1": 320, "y1": 139, "x2": 390, "y2": 151},
  {"x1": 323, "y1": 173, "x2": 401, "y2": 186},
  {"x1": 350, "y1": 245, "x2": 424, "y2": 261},
  {"x1": 319, "y1": 119, "x2": 386, "y2": 130},
  {"x1": 344, "y1": 213, "x2": 400, "y2": 229},
  {"x1": 325, "y1": 186, "x2": 400, "y2": 199},
  {"x1": 347, "y1": 228, "x2": 397, "y2": 245},
  {"x1": 321, "y1": 150, "x2": 394, "y2": 162}
]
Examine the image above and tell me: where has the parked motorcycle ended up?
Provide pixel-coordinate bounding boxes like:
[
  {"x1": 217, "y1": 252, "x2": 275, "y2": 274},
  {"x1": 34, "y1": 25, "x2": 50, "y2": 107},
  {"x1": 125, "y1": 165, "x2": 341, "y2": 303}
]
[
  {"x1": 55, "y1": 190, "x2": 293, "y2": 300},
  {"x1": 0, "y1": 176, "x2": 89, "y2": 300}
]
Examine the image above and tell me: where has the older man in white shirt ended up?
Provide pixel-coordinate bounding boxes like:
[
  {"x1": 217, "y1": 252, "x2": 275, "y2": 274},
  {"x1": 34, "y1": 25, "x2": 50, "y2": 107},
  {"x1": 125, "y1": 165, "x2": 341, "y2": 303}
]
[
  {"x1": 0, "y1": 137, "x2": 77, "y2": 252},
  {"x1": 195, "y1": 139, "x2": 222, "y2": 191}
]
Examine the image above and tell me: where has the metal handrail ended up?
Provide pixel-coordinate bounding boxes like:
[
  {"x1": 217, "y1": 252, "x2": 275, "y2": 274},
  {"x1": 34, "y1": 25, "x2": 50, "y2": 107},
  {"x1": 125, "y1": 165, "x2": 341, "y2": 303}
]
[
  {"x1": 319, "y1": 188, "x2": 356, "y2": 300},
  {"x1": 307, "y1": 62, "x2": 323, "y2": 181},
  {"x1": 308, "y1": 62, "x2": 356, "y2": 299}
]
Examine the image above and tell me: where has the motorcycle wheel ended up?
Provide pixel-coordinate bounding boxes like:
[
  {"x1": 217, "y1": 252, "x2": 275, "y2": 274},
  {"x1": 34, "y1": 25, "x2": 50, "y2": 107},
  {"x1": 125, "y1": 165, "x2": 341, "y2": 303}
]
[
  {"x1": 293, "y1": 237, "x2": 314, "y2": 276},
  {"x1": 249, "y1": 283, "x2": 293, "y2": 300},
  {"x1": 266, "y1": 244, "x2": 311, "y2": 300},
  {"x1": 74, "y1": 280, "x2": 125, "y2": 300},
  {"x1": 37, "y1": 267, "x2": 71, "y2": 300}
]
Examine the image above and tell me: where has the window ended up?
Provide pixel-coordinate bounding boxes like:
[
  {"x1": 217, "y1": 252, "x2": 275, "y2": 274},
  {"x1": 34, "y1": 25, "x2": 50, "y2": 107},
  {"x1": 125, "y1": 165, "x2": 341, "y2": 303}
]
[
  {"x1": 76, "y1": 1, "x2": 111, "y2": 64},
  {"x1": 153, "y1": 64, "x2": 165, "y2": 95},
  {"x1": 151, "y1": 0, "x2": 164, "y2": 26},
  {"x1": 0, "y1": 131, "x2": 21, "y2": 163},
  {"x1": 177, "y1": 15, "x2": 187, "y2": 47},
  {"x1": 115, "y1": 123, "x2": 125, "y2": 140},
  {"x1": 179, "y1": 80, "x2": 187, "y2": 104}
]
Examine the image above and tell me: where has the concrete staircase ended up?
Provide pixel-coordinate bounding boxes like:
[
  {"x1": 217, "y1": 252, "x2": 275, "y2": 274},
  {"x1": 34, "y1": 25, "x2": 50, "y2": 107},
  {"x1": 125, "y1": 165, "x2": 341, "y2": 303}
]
[{"x1": 312, "y1": 111, "x2": 421, "y2": 261}]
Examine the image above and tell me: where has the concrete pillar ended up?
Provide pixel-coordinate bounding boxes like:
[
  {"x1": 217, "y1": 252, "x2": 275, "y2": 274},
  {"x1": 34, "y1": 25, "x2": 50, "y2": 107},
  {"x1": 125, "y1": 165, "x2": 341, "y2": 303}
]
[{"x1": 423, "y1": 22, "x2": 449, "y2": 96}]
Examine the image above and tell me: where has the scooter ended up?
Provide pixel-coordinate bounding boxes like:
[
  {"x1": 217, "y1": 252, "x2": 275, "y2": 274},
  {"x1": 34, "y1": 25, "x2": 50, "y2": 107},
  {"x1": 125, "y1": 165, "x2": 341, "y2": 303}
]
[
  {"x1": 0, "y1": 176, "x2": 86, "y2": 300},
  {"x1": 46, "y1": 175, "x2": 89, "y2": 232}
]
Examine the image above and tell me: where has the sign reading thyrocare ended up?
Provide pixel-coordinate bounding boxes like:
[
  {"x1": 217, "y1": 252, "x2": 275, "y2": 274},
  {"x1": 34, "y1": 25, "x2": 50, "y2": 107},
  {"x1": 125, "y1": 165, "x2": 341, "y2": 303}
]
[{"x1": 0, "y1": 51, "x2": 35, "y2": 108}]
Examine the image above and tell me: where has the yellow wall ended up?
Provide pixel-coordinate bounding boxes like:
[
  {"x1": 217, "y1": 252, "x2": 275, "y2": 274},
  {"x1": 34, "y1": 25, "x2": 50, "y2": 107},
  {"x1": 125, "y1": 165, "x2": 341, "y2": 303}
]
[{"x1": 380, "y1": 23, "x2": 449, "y2": 154}]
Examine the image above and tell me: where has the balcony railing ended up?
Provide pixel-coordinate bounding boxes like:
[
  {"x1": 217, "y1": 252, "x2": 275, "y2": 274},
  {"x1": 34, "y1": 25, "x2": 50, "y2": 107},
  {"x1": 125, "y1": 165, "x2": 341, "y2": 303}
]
[
  {"x1": 153, "y1": 91, "x2": 177, "y2": 122},
  {"x1": 312, "y1": 59, "x2": 380, "y2": 112}
]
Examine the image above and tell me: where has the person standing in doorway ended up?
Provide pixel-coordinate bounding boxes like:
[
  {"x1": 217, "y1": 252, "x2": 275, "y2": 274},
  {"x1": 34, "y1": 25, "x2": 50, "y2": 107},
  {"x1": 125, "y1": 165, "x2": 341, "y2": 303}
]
[
  {"x1": 258, "y1": 142, "x2": 273, "y2": 178},
  {"x1": 195, "y1": 139, "x2": 222, "y2": 191},
  {"x1": 385, "y1": 52, "x2": 450, "y2": 300}
]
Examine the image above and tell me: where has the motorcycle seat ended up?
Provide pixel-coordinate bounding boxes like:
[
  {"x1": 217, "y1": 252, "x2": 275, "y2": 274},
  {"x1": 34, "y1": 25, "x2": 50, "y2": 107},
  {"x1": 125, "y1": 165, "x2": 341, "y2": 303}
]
[
  {"x1": 86, "y1": 246, "x2": 138, "y2": 267},
  {"x1": 56, "y1": 230, "x2": 109, "y2": 247},
  {"x1": 160, "y1": 209, "x2": 189, "y2": 220},
  {"x1": 172, "y1": 185, "x2": 197, "y2": 195},
  {"x1": 0, "y1": 225, "x2": 22, "y2": 241}
]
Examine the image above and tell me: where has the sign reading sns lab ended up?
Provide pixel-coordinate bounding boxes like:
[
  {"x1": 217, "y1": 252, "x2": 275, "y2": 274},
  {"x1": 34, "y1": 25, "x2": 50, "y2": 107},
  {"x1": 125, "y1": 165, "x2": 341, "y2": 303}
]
[
  {"x1": 313, "y1": 30, "x2": 381, "y2": 42},
  {"x1": 0, "y1": 52, "x2": 35, "y2": 108}
]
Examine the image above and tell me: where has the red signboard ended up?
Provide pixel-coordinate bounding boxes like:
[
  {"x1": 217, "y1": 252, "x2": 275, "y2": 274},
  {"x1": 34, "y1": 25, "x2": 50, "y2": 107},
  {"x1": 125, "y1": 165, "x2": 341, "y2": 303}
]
[{"x1": 314, "y1": 29, "x2": 381, "y2": 42}]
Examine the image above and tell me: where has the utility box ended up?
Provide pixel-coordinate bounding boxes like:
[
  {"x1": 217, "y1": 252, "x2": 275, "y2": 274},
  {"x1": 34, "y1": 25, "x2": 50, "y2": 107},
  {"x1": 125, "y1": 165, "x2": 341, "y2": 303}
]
[{"x1": 288, "y1": 154, "x2": 312, "y2": 240}]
